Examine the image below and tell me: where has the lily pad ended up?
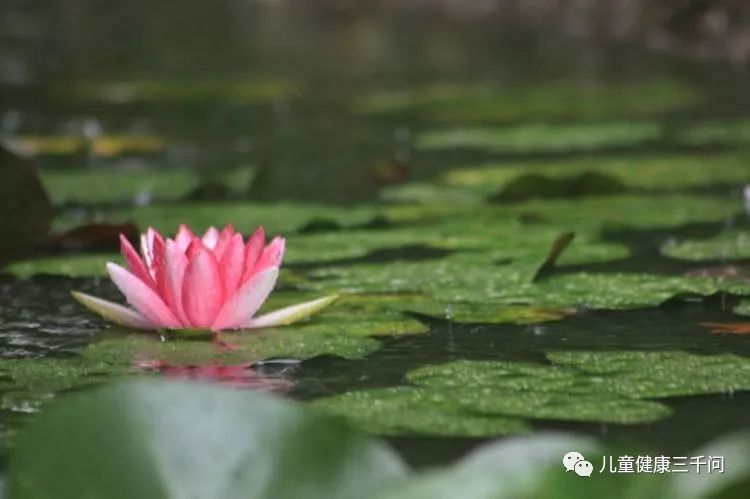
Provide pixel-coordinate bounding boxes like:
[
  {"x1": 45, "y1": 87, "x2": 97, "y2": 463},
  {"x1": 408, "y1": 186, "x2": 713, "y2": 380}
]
[
  {"x1": 676, "y1": 119, "x2": 750, "y2": 147},
  {"x1": 354, "y1": 80, "x2": 698, "y2": 121},
  {"x1": 40, "y1": 166, "x2": 255, "y2": 205},
  {"x1": 661, "y1": 230, "x2": 750, "y2": 262},
  {"x1": 9, "y1": 380, "x2": 407, "y2": 499},
  {"x1": 317, "y1": 351, "x2": 750, "y2": 437},
  {"x1": 5, "y1": 253, "x2": 114, "y2": 278},
  {"x1": 406, "y1": 302, "x2": 571, "y2": 324},
  {"x1": 304, "y1": 255, "x2": 750, "y2": 310},
  {"x1": 407, "y1": 359, "x2": 671, "y2": 424},
  {"x1": 415, "y1": 122, "x2": 661, "y2": 154},
  {"x1": 53, "y1": 201, "x2": 382, "y2": 237},
  {"x1": 312, "y1": 386, "x2": 530, "y2": 437},
  {"x1": 546, "y1": 351, "x2": 750, "y2": 398},
  {"x1": 441, "y1": 153, "x2": 750, "y2": 192},
  {"x1": 86, "y1": 328, "x2": 381, "y2": 367}
]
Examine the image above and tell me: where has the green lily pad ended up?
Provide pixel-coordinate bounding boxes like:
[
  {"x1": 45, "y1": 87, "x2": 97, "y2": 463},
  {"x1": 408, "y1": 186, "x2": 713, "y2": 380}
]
[
  {"x1": 661, "y1": 230, "x2": 750, "y2": 262},
  {"x1": 318, "y1": 351, "x2": 750, "y2": 436},
  {"x1": 40, "y1": 166, "x2": 255, "y2": 205},
  {"x1": 9, "y1": 380, "x2": 407, "y2": 499},
  {"x1": 415, "y1": 122, "x2": 661, "y2": 154},
  {"x1": 546, "y1": 351, "x2": 750, "y2": 398},
  {"x1": 406, "y1": 302, "x2": 571, "y2": 324},
  {"x1": 441, "y1": 153, "x2": 750, "y2": 191},
  {"x1": 312, "y1": 387, "x2": 530, "y2": 437},
  {"x1": 313, "y1": 354, "x2": 676, "y2": 436},
  {"x1": 53, "y1": 201, "x2": 382, "y2": 237},
  {"x1": 304, "y1": 255, "x2": 749, "y2": 310},
  {"x1": 0, "y1": 356, "x2": 131, "y2": 415},
  {"x1": 676, "y1": 119, "x2": 750, "y2": 147},
  {"x1": 354, "y1": 80, "x2": 698, "y2": 121},
  {"x1": 5, "y1": 253, "x2": 113, "y2": 278},
  {"x1": 407, "y1": 360, "x2": 670, "y2": 424},
  {"x1": 86, "y1": 328, "x2": 381, "y2": 367}
]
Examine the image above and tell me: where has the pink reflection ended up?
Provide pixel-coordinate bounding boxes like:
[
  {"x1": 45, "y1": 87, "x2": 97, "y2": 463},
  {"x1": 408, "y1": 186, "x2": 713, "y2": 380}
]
[{"x1": 134, "y1": 359, "x2": 294, "y2": 392}]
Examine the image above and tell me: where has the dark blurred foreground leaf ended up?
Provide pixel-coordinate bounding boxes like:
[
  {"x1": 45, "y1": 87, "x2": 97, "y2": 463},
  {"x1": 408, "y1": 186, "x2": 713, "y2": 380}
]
[{"x1": 9, "y1": 380, "x2": 407, "y2": 499}]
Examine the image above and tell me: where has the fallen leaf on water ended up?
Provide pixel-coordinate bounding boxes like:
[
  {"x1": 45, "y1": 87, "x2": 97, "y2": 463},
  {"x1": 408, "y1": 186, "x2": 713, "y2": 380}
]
[
  {"x1": 49, "y1": 222, "x2": 140, "y2": 252},
  {"x1": 702, "y1": 322, "x2": 750, "y2": 335}
]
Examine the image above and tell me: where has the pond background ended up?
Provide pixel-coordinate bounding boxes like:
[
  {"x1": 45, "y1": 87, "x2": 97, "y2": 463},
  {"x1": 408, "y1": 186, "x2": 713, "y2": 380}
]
[{"x1": 2, "y1": 0, "x2": 750, "y2": 473}]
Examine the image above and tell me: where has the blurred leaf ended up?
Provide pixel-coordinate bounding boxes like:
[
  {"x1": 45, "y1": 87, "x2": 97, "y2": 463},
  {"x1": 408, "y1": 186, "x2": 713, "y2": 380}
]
[
  {"x1": 662, "y1": 230, "x2": 750, "y2": 262},
  {"x1": 415, "y1": 122, "x2": 661, "y2": 154},
  {"x1": 0, "y1": 145, "x2": 53, "y2": 263},
  {"x1": 370, "y1": 434, "x2": 600, "y2": 499},
  {"x1": 9, "y1": 380, "x2": 407, "y2": 499},
  {"x1": 676, "y1": 119, "x2": 750, "y2": 147},
  {"x1": 492, "y1": 172, "x2": 626, "y2": 202}
]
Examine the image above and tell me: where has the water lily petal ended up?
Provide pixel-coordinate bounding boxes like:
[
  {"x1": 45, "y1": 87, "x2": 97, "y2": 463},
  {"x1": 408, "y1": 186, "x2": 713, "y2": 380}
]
[
  {"x1": 220, "y1": 233, "x2": 245, "y2": 298},
  {"x1": 141, "y1": 228, "x2": 165, "y2": 281},
  {"x1": 164, "y1": 239, "x2": 190, "y2": 326},
  {"x1": 106, "y1": 263, "x2": 182, "y2": 328},
  {"x1": 211, "y1": 267, "x2": 279, "y2": 331},
  {"x1": 119, "y1": 234, "x2": 155, "y2": 289},
  {"x1": 202, "y1": 226, "x2": 220, "y2": 250},
  {"x1": 182, "y1": 245, "x2": 224, "y2": 328},
  {"x1": 241, "y1": 226, "x2": 265, "y2": 282},
  {"x1": 71, "y1": 291, "x2": 156, "y2": 329},
  {"x1": 213, "y1": 224, "x2": 236, "y2": 262},
  {"x1": 254, "y1": 236, "x2": 285, "y2": 274},
  {"x1": 175, "y1": 224, "x2": 194, "y2": 252},
  {"x1": 246, "y1": 294, "x2": 338, "y2": 329}
]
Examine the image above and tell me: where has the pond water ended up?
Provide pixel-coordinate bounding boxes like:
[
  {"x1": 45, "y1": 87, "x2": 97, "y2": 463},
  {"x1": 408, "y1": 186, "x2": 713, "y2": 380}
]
[{"x1": 2, "y1": 0, "x2": 750, "y2": 474}]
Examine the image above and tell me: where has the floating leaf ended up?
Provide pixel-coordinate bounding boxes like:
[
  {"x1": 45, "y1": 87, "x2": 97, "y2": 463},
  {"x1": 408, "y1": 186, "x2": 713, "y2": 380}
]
[
  {"x1": 702, "y1": 322, "x2": 750, "y2": 335},
  {"x1": 40, "y1": 166, "x2": 255, "y2": 205},
  {"x1": 304, "y1": 255, "x2": 750, "y2": 310},
  {"x1": 312, "y1": 386, "x2": 530, "y2": 437},
  {"x1": 441, "y1": 153, "x2": 750, "y2": 191},
  {"x1": 676, "y1": 119, "x2": 750, "y2": 147},
  {"x1": 354, "y1": 81, "x2": 698, "y2": 121},
  {"x1": 415, "y1": 122, "x2": 661, "y2": 154},
  {"x1": 492, "y1": 172, "x2": 626, "y2": 202},
  {"x1": 661, "y1": 230, "x2": 750, "y2": 262}
]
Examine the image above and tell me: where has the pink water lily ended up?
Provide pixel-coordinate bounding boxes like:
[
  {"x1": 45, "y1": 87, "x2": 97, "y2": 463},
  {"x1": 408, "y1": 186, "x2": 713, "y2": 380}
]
[{"x1": 72, "y1": 224, "x2": 336, "y2": 332}]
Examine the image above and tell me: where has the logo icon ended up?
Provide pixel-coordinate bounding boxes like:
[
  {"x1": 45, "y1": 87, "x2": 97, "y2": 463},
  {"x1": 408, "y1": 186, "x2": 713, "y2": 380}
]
[
  {"x1": 563, "y1": 451, "x2": 593, "y2": 477},
  {"x1": 575, "y1": 460, "x2": 593, "y2": 477}
]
